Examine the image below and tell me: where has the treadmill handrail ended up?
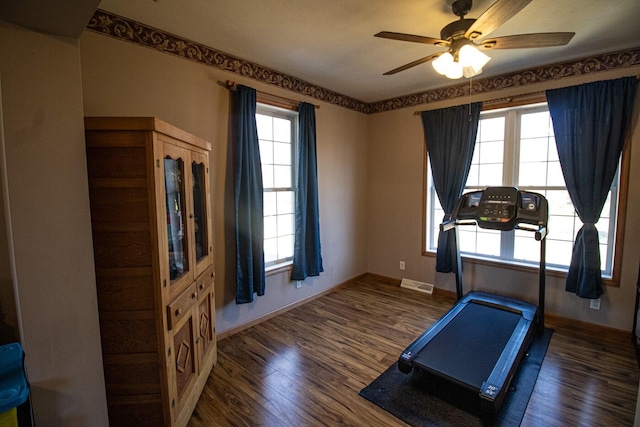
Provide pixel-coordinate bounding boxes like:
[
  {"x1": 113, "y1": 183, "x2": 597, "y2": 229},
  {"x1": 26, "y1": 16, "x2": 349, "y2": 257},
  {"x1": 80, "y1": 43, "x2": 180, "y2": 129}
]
[{"x1": 441, "y1": 220, "x2": 547, "y2": 240}]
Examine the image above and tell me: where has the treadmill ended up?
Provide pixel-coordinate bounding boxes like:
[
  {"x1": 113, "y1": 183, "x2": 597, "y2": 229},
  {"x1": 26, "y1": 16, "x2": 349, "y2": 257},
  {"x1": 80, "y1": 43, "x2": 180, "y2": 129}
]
[{"x1": 398, "y1": 186, "x2": 548, "y2": 413}]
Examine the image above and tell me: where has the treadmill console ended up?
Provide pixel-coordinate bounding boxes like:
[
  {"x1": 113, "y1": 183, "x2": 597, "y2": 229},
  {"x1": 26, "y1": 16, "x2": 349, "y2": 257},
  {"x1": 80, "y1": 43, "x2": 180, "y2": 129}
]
[{"x1": 452, "y1": 187, "x2": 548, "y2": 231}]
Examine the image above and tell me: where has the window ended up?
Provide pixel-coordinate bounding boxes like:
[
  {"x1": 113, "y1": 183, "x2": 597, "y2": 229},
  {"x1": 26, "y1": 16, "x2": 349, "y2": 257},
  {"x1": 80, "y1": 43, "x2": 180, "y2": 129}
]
[
  {"x1": 256, "y1": 105, "x2": 298, "y2": 267},
  {"x1": 425, "y1": 103, "x2": 621, "y2": 278}
]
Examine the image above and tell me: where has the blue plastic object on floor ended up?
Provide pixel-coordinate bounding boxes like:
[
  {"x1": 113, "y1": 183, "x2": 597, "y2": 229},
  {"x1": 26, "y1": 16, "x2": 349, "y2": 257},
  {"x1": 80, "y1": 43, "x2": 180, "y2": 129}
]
[{"x1": 0, "y1": 343, "x2": 28, "y2": 414}]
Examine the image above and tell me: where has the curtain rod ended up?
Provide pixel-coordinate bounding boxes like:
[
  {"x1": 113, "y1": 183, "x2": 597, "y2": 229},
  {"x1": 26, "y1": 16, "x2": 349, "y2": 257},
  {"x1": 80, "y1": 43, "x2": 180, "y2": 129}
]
[
  {"x1": 412, "y1": 91, "x2": 546, "y2": 116},
  {"x1": 221, "y1": 80, "x2": 319, "y2": 110}
]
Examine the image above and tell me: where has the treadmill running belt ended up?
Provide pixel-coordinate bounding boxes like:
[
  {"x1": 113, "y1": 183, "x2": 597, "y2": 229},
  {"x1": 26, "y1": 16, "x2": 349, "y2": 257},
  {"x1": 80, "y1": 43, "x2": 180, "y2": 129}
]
[{"x1": 412, "y1": 301, "x2": 521, "y2": 389}]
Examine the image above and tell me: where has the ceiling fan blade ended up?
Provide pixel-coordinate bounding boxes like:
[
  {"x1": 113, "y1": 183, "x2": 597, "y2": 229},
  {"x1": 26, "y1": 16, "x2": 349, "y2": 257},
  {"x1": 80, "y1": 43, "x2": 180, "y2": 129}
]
[
  {"x1": 383, "y1": 52, "x2": 443, "y2": 75},
  {"x1": 375, "y1": 31, "x2": 449, "y2": 47},
  {"x1": 465, "y1": 0, "x2": 533, "y2": 41},
  {"x1": 478, "y1": 32, "x2": 575, "y2": 49}
]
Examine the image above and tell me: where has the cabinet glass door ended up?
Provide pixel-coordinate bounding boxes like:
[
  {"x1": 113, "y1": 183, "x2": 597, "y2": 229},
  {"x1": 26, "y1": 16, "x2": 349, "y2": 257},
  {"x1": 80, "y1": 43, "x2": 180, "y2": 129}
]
[
  {"x1": 191, "y1": 152, "x2": 211, "y2": 275},
  {"x1": 165, "y1": 156, "x2": 188, "y2": 281}
]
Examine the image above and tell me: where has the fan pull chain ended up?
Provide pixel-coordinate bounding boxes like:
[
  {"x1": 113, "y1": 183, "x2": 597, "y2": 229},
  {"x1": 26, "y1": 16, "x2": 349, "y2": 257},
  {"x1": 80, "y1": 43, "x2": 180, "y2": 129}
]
[{"x1": 468, "y1": 76, "x2": 473, "y2": 120}]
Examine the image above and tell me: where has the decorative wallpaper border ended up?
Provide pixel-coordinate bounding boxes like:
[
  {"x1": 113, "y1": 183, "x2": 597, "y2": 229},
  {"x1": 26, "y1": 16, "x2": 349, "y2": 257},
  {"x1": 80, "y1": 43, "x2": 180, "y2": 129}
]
[
  {"x1": 369, "y1": 48, "x2": 640, "y2": 113},
  {"x1": 87, "y1": 9, "x2": 640, "y2": 114}
]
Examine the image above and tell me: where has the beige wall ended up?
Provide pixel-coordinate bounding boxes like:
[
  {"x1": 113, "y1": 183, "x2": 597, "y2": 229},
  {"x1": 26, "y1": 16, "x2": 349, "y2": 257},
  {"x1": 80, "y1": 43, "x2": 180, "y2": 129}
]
[
  {"x1": 0, "y1": 21, "x2": 108, "y2": 426},
  {"x1": 79, "y1": 31, "x2": 370, "y2": 336},
  {"x1": 367, "y1": 68, "x2": 640, "y2": 331},
  {"x1": 2, "y1": 16, "x2": 637, "y2": 427}
]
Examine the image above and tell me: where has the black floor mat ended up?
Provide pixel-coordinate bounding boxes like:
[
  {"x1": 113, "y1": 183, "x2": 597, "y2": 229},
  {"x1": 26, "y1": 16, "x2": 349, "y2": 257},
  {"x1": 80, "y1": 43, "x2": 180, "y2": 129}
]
[{"x1": 359, "y1": 328, "x2": 553, "y2": 427}]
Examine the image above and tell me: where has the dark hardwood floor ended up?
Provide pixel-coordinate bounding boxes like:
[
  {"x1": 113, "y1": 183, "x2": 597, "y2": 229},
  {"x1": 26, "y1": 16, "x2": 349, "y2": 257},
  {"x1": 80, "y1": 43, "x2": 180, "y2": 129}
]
[{"x1": 189, "y1": 275, "x2": 639, "y2": 426}]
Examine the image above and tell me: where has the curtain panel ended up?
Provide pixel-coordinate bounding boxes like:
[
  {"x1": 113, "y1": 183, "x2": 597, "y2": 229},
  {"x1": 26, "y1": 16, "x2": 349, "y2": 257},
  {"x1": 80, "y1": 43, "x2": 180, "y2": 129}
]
[
  {"x1": 546, "y1": 76, "x2": 637, "y2": 299},
  {"x1": 233, "y1": 85, "x2": 266, "y2": 303},
  {"x1": 421, "y1": 103, "x2": 482, "y2": 273},
  {"x1": 292, "y1": 102, "x2": 324, "y2": 281}
]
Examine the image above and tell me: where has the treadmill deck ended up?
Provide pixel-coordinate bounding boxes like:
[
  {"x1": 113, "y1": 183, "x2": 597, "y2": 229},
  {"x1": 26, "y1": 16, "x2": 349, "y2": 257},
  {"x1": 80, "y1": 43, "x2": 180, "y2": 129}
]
[{"x1": 399, "y1": 291, "x2": 538, "y2": 412}]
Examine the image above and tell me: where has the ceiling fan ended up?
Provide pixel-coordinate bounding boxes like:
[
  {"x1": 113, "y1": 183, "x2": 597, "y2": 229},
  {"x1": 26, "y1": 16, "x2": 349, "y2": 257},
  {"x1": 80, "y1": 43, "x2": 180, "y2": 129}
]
[{"x1": 375, "y1": 0, "x2": 574, "y2": 78}]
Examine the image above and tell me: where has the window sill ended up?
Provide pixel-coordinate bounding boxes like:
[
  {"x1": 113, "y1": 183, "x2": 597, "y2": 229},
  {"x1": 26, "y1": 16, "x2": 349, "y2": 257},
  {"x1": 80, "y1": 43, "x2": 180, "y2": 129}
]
[
  {"x1": 421, "y1": 250, "x2": 618, "y2": 287},
  {"x1": 266, "y1": 261, "x2": 292, "y2": 277}
]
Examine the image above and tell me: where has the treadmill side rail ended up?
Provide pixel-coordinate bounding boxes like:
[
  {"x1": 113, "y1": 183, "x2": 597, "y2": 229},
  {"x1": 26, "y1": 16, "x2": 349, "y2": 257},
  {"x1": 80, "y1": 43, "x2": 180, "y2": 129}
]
[{"x1": 479, "y1": 314, "x2": 537, "y2": 412}]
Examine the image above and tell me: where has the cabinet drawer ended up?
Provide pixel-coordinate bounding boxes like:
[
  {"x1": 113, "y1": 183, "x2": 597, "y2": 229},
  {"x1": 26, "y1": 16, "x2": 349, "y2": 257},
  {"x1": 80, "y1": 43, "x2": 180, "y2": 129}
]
[
  {"x1": 196, "y1": 266, "x2": 215, "y2": 295},
  {"x1": 167, "y1": 282, "x2": 197, "y2": 330}
]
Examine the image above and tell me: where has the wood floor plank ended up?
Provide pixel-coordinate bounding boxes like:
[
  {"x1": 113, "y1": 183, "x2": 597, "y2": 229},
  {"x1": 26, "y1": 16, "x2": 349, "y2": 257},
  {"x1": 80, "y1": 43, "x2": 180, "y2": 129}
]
[{"x1": 190, "y1": 275, "x2": 639, "y2": 426}]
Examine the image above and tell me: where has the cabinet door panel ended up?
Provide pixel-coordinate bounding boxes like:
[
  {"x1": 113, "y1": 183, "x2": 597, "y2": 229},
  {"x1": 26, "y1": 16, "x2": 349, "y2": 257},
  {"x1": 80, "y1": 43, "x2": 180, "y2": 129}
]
[
  {"x1": 172, "y1": 313, "x2": 197, "y2": 403},
  {"x1": 197, "y1": 287, "x2": 215, "y2": 365},
  {"x1": 162, "y1": 143, "x2": 193, "y2": 298},
  {"x1": 191, "y1": 151, "x2": 212, "y2": 277}
]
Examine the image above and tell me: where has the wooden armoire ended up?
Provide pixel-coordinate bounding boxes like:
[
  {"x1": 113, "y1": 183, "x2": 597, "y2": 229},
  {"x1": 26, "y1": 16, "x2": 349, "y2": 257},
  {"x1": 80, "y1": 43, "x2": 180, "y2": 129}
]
[{"x1": 85, "y1": 117, "x2": 216, "y2": 426}]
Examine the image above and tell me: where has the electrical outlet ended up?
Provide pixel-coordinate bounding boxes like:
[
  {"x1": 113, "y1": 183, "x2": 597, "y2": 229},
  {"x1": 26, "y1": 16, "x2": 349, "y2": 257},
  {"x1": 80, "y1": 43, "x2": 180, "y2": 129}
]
[
  {"x1": 295, "y1": 280, "x2": 302, "y2": 289},
  {"x1": 399, "y1": 261, "x2": 405, "y2": 270},
  {"x1": 590, "y1": 298, "x2": 601, "y2": 310}
]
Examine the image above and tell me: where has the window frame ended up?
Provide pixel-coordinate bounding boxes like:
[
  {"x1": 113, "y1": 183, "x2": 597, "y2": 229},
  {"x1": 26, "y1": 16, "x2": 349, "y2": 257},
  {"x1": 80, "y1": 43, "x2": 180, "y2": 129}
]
[
  {"x1": 256, "y1": 103, "x2": 299, "y2": 271},
  {"x1": 421, "y1": 98, "x2": 629, "y2": 287}
]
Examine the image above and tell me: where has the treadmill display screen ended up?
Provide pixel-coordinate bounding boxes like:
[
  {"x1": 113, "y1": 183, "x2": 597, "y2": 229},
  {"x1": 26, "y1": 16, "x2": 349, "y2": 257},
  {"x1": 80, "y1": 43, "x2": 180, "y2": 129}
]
[{"x1": 476, "y1": 187, "x2": 519, "y2": 230}]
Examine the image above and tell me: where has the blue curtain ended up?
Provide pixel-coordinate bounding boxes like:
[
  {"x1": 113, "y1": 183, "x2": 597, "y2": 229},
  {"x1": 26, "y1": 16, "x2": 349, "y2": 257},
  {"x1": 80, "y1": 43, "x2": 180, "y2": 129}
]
[
  {"x1": 421, "y1": 103, "x2": 481, "y2": 273},
  {"x1": 547, "y1": 77, "x2": 637, "y2": 299},
  {"x1": 291, "y1": 102, "x2": 324, "y2": 281},
  {"x1": 233, "y1": 85, "x2": 265, "y2": 303}
]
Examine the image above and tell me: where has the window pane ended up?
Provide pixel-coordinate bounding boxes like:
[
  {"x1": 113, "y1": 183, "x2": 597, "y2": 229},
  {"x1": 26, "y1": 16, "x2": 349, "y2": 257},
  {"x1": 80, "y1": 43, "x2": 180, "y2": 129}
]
[
  {"x1": 262, "y1": 164, "x2": 274, "y2": 188},
  {"x1": 459, "y1": 228, "x2": 501, "y2": 257},
  {"x1": 596, "y1": 218, "x2": 609, "y2": 244},
  {"x1": 259, "y1": 140, "x2": 273, "y2": 164},
  {"x1": 600, "y1": 193, "x2": 611, "y2": 219},
  {"x1": 475, "y1": 231, "x2": 501, "y2": 257},
  {"x1": 278, "y1": 235, "x2": 294, "y2": 259},
  {"x1": 256, "y1": 114, "x2": 273, "y2": 140},
  {"x1": 264, "y1": 238, "x2": 278, "y2": 263},
  {"x1": 429, "y1": 185, "x2": 444, "y2": 250},
  {"x1": 264, "y1": 192, "x2": 277, "y2": 216},
  {"x1": 519, "y1": 137, "x2": 549, "y2": 163},
  {"x1": 519, "y1": 162, "x2": 548, "y2": 186},
  {"x1": 514, "y1": 232, "x2": 540, "y2": 262},
  {"x1": 478, "y1": 116, "x2": 505, "y2": 141},
  {"x1": 274, "y1": 165, "x2": 291, "y2": 188},
  {"x1": 264, "y1": 216, "x2": 277, "y2": 239},
  {"x1": 467, "y1": 164, "x2": 480, "y2": 187},
  {"x1": 458, "y1": 229, "x2": 477, "y2": 252},
  {"x1": 277, "y1": 213, "x2": 294, "y2": 236},
  {"x1": 548, "y1": 137, "x2": 559, "y2": 161},
  {"x1": 274, "y1": 142, "x2": 291, "y2": 165},
  {"x1": 278, "y1": 191, "x2": 294, "y2": 215},
  {"x1": 546, "y1": 240, "x2": 573, "y2": 267},
  {"x1": 546, "y1": 161, "x2": 565, "y2": 186},
  {"x1": 478, "y1": 140, "x2": 504, "y2": 164},
  {"x1": 545, "y1": 190, "x2": 575, "y2": 216},
  {"x1": 599, "y1": 244, "x2": 608, "y2": 270},
  {"x1": 548, "y1": 215, "x2": 577, "y2": 243},
  {"x1": 521, "y1": 111, "x2": 553, "y2": 139},
  {"x1": 479, "y1": 163, "x2": 502, "y2": 186},
  {"x1": 273, "y1": 117, "x2": 291, "y2": 143}
]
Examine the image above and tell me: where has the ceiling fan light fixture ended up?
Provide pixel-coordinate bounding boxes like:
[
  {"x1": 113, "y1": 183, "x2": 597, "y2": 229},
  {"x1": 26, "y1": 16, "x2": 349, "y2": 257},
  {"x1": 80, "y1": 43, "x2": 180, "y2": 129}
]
[
  {"x1": 432, "y1": 52, "x2": 454, "y2": 75},
  {"x1": 433, "y1": 45, "x2": 491, "y2": 79},
  {"x1": 459, "y1": 44, "x2": 491, "y2": 74},
  {"x1": 445, "y1": 60, "x2": 464, "y2": 79}
]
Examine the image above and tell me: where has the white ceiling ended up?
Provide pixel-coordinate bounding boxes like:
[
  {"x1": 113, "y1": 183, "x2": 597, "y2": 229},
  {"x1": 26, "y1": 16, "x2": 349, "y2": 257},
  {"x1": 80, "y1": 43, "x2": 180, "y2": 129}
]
[{"x1": 4, "y1": 0, "x2": 640, "y2": 103}]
